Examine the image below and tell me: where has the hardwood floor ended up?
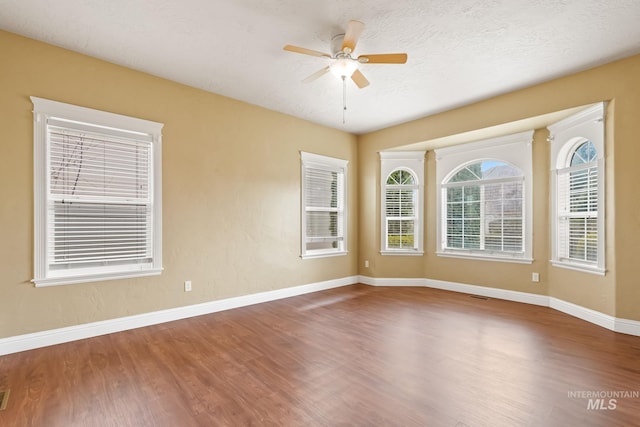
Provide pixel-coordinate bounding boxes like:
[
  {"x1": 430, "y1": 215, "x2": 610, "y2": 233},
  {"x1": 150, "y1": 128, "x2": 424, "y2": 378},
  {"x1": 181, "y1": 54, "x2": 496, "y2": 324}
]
[{"x1": 1, "y1": 284, "x2": 640, "y2": 426}]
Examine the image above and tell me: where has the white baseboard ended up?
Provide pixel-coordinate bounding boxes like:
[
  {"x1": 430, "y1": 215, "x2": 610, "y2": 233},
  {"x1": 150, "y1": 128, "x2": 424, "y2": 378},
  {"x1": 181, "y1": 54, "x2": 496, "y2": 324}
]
[
  {"x1": 358, "y1": 276, "x2": 425, "y2": 287},
  {"x1": 423, "y1": 278, "x2": 550, "y2": 306},
  {"x1": 359, "y1": 275, "x2": 640, "y2": 336},
  {"x1": 3, "y1": 274, "x2": 639, "y2": 356},
  {"x1": 614, "y1": 317, "x2": 640, "y2": 336},
  {"x1": 361, "y1": 276, "x2": 549, "y2": 306},
  {"x1": 549, "y1": 297, "x2": 616, "y2": 331},
  {"x1": 0, "y1": 276, "x2": 358, "y2": 356}
]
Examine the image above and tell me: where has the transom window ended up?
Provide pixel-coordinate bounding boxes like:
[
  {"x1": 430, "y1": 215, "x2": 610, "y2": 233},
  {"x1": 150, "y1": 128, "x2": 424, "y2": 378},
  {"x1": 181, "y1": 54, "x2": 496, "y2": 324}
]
[{"x1": 571, "y1": 141, "x2": 597, "y2": 166}]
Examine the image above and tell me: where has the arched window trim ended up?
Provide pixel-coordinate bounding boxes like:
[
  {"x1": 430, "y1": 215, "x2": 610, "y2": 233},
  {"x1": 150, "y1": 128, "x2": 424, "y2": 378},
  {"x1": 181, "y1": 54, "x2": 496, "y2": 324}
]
[
  {"x1": 548, "y1": 102, "x2": 606, "y2": 275},
  {"x1": 435, "y1": 131, "x2": 534, "y2": 263},
  {"x1": 380, "y1": 151, "x2": 425, "y2": 256}
]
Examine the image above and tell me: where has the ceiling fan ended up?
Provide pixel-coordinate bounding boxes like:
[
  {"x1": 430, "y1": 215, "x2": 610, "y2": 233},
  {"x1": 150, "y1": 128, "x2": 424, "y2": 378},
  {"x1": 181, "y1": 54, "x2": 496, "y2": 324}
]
[{"x1": 283, "y1": 20, "x2": 408, "y2": 88}]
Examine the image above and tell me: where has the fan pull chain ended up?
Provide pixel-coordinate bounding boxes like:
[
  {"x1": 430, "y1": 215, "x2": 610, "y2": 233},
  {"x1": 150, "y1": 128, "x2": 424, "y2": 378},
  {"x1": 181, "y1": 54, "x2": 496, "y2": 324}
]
[{"x1": 342, "y1": 75, "x2": 347, "y2": 124}]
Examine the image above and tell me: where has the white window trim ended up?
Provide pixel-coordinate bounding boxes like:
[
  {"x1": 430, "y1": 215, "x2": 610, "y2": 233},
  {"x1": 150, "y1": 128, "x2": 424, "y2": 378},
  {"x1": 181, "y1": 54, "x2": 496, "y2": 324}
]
[
  {"x1": 548, "y1": 102, "x2": 606, "y2": 275},
  {"x1": 32, "y1": 97, "x2": 164, "y2": 286},
  {"x1": 434, "y1": 131, "x2": 534, "y2": 263},
  {"x1": 300, "y1": 151, "x2": 348, "y2": 259},
  {"x1": 379, "y1": 151, "x2": 425, "y2": 256}
]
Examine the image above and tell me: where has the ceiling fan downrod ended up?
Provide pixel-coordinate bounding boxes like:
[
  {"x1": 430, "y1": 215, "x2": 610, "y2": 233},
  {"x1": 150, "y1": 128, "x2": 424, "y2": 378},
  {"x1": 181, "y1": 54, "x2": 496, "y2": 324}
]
[{"x1": 342, "y1": 75, "x2": 347, "y2": 124}]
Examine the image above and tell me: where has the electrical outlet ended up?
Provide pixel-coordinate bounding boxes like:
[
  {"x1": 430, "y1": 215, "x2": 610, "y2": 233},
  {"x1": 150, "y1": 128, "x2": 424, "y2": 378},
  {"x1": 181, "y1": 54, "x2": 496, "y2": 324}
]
[
  {"x1": 364, "y1": 260, "x2": 369, "y2": 268},
  {"x1": 184, "y1": 280, "x2": 192, "y2": 292},
  {"x1": 531, "y1": 272, "x2": 540, "y2": 283}
]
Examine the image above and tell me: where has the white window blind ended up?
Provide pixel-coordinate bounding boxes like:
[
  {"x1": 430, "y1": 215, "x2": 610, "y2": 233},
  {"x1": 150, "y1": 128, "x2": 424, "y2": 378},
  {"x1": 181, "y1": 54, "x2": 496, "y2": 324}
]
[
  {"x1": 556, "y1": 159, "x2": 600, "y2": 263},
  {"x1": 32, "y1": 97, "x2": 163, "y2": 286},
  {"x1": 301, "y1": 152, "x2": 347, "y2": 258},
  {"x1": 48, "y1": 120, "x2": 153, "y2": 269},
  {"x1": 443, "y1": 163, "x2": 524, "y2": 254}
]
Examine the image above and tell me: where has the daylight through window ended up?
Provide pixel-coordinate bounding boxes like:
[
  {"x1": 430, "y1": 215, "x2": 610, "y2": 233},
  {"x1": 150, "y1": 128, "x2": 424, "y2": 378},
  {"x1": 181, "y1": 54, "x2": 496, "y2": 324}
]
[
  {"x1": 435, "y1": 131, "x2": 533, "y2": 263},
  {"x1": 301, "y1": 152, "x2": 348, "y2": 258},
  {"x1": 380, "y1": 151, "x2": 425, "y2": 255},
  {"x1": 548, "y1": 102, "x2": 605, "y2": 274},
  {"x1": 32, "y1": 97, "x2": 163, "y2": 286}
]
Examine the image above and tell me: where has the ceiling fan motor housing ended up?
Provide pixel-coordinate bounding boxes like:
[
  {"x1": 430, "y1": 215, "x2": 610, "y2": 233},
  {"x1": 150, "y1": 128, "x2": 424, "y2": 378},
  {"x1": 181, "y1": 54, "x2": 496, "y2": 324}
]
[{"x1": 331, "y1": 33, "x2": 346, "y2": 56}]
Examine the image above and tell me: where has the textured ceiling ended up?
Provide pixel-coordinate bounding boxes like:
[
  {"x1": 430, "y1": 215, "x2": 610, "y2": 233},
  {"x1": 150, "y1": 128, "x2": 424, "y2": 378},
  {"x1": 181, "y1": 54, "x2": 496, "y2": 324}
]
[{"x1": 2, "y1": 0, "x2": 640, "y2": 134}]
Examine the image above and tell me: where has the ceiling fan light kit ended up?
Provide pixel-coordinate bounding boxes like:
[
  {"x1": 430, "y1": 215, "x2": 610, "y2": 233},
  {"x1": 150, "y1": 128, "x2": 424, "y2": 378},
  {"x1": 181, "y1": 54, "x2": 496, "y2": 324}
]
[{"x1": 330, "y1": 58, "x2": 358, "y2": 78}]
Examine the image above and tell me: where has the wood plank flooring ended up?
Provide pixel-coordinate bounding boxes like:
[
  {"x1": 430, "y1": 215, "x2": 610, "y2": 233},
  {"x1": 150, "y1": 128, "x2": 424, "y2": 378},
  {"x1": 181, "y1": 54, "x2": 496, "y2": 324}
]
[{"x1": 1, "y1": 284, "x2": 640, "y2": 426}]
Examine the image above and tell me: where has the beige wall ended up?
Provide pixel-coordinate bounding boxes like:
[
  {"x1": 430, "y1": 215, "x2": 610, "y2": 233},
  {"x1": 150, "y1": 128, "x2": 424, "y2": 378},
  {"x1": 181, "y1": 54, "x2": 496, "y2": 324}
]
[
  {"x1": 0, "y1": 30, "x2": 358, "y2": 338},
  {"x1": 359, "y1": 54, "x2": 640, "y2": 320},
  {"x1": 2, "y1": 28, "x2": 640, "y2": 340}
]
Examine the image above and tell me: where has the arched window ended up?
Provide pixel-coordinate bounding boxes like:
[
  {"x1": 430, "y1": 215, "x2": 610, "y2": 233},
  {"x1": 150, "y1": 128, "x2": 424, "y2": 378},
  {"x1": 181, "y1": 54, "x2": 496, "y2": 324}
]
[
  {"x1": 443, "y1": 160, "x2": 524, "y2": 253},
  {"x1": 548, "y1": 103, "x2": 605, "y2": 274},
  {"x1": 435, "y1": 131, "x2": 533, "y2": 262},
  {"x1": 380, "y1": 152, "x2": 425, "y2": 255},
  {"x1": 565, "y1": 141, "x2": 598, "y2": 262},
  {"x1": 385, "y1": 168, "x2": 418, "y2": 250}
]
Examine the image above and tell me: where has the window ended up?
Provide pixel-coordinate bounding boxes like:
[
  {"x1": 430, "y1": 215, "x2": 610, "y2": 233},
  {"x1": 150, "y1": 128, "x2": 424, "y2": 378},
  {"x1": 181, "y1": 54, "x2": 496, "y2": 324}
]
[
  {"x1": 32, "y1": 97, "x2": 163, "y2": 286},
  {"x1": 380, "y1": 151, "x2": 425, "y2": 255},
  {"x1": 300, "y1": 152, "x2": 348, "y2": 258},
  {"x1": 548, "y1": 103, "x2": 605, "y2": 274},
  {"x1": 435, "y1": 131, "x2": 533, "y2": 262},
  {"x1": 444, "y1": 160, "x2": 524, "y2": 252}
]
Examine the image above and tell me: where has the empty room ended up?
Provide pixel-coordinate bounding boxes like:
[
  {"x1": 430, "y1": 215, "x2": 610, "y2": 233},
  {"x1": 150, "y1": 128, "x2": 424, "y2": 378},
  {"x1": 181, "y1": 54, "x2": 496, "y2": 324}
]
[{"x1": 1, "y1": 1, "x2": 640, "y2": 426}]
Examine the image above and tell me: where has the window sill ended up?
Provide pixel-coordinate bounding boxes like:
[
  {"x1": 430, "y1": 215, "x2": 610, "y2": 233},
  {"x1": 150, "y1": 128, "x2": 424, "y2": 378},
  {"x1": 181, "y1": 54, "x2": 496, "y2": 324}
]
[
  {"x1": 33, "y1": 268, "x2": 163, "y2": 287},
  {"x1": 380, "y1": 250, "x2": 424, "y2": 256},
  {"x1": 550, "y1": 260, "x2": 605, "y2": 276},
  {"x1": 436, "y1": 251, "x2": 533, "y2": 264},
  {"x1": 301, "y1": 251, "x2": 348, "y2": 260}
]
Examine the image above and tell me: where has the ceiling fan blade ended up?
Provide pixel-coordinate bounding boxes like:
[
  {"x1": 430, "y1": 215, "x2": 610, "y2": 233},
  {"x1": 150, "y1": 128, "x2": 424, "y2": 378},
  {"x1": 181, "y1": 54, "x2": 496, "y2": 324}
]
[
  {"x1": 341, "y1": 20, "x2": 365, "y2": 52},
  {"x1": 351, "y1": 69, "x2": 370, "y2": 88},
  {"x1": 303, "y1": 66, "x2": 331, "y2": 83},
  {"x1": 358, "y1": 53, "x2": 408, "y2": 64},
  {"x1": 283, "y1": 45, "x2": 332, "y2": 58}
]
